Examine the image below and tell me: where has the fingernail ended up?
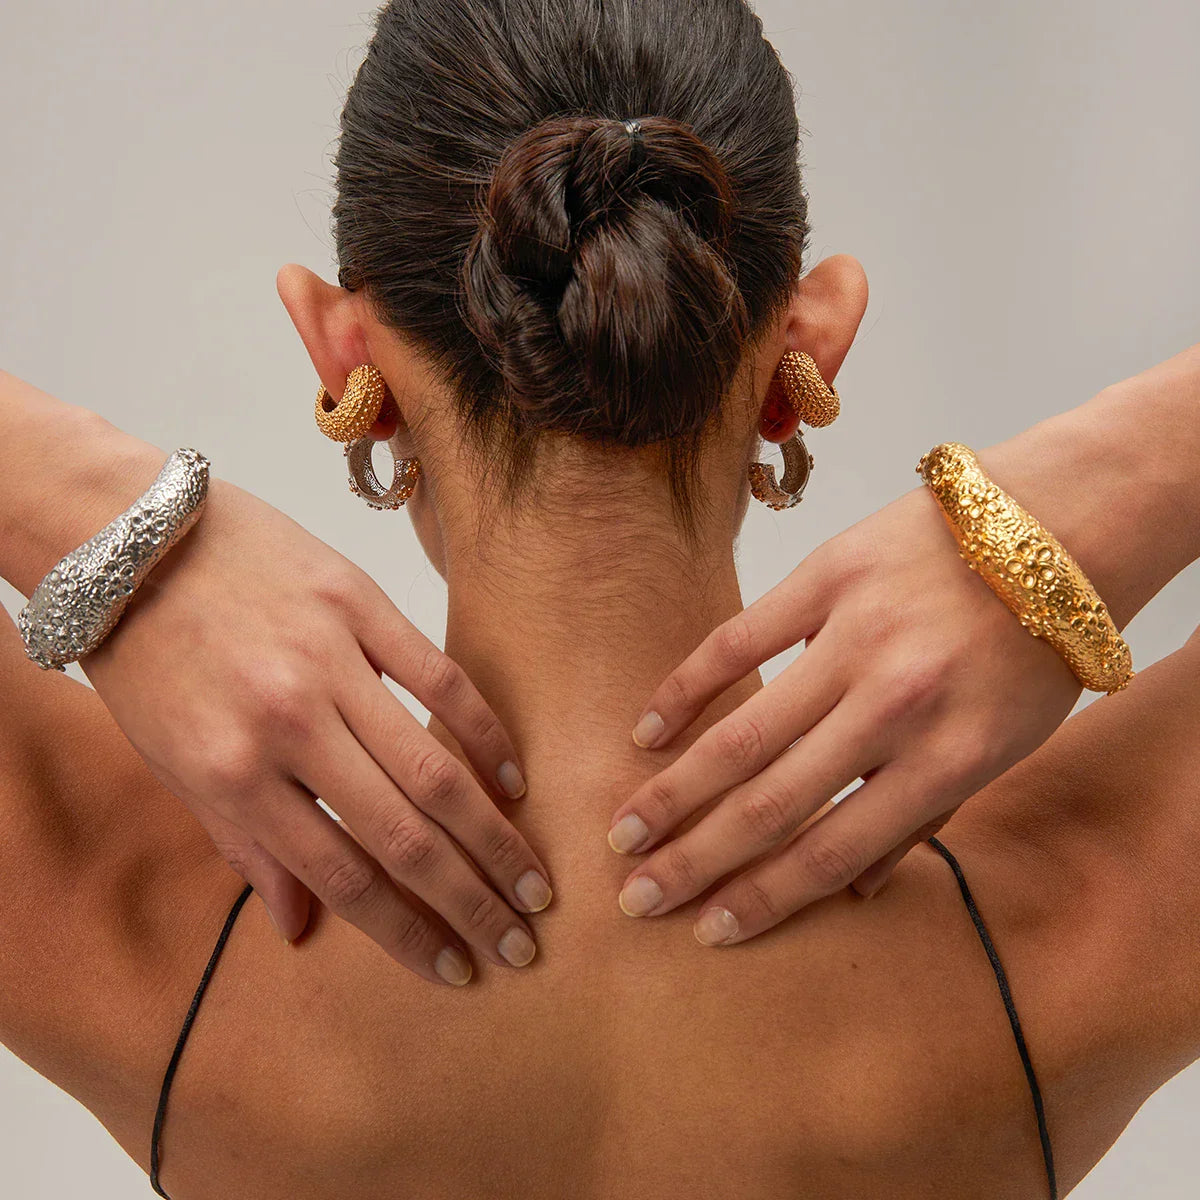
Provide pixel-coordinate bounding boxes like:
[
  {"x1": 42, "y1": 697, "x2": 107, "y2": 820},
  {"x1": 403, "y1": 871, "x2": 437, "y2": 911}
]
[
  {"x1": 515, "y1": 869, "x2": 553, "y2": 912},
  {"x1": 632, "y1": 711, "x2": 665, "y2": 749},
  {"x1": 498, "y1": 926, "x2": 537, "y2": 968},
  {"x1": 435, "y1": 946, "x2": 472, "y2": 986},
  {"x1": 618, "y1": 875, "x2": 663, "y2": 917},
  {"x1": 497, "y1": 760, "x2": 527, "y2": 799},
  {"x1": 856, "y1": 873, "x2": 888, "y2": 900},
  {"x1": 608, "y1": 813, "x2": 650, "y2": 855},
  {"x1": 694, "y1": 906, "x2": 739, "y2": 946},
  {"x1": 267, "y1": 906, "x2": 291, "y2": 945}
]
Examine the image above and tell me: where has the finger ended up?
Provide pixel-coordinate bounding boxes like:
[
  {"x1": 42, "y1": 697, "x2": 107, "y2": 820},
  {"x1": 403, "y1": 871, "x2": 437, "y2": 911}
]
[
  {"x1": 354, "y1": 595, "x2": 526, "y2": 801},
  {"x1": 614, "y1": 692, "x2": 887, "y2": 920},
  {"x1": 608, "y1": 629, "x2": 846, "y2": 855},
  {"x1": 850, "y1": 821, "x2": 946, "y2": 900},
  {"x1": 299, "y1": 719, "x2": 541, "y2": 971},
  {"x1": 239, "y1": 779, "x2": 476, "y2": 986},
  {"x1": 691, "y1": 763, "x2": 956, "y2": 945},
  {"x1": 336, "y1": 657, "x2": 553, "y2": 914},
  {"x1": 190, "y1": 798, "x2": 312, "y2": 942},
  {"x1": 630, "y1": 557, "x2": 833, "y2": 750}
]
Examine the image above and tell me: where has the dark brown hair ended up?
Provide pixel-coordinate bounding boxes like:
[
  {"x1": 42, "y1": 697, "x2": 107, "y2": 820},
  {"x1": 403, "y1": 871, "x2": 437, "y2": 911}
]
[{"x1": 334, "y1": 0, "x2": 808, "y2": 531}]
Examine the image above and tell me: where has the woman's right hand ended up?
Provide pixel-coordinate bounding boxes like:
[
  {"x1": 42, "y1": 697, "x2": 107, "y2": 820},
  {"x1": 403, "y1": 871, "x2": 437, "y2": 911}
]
[{"x1": 78, "y1": 446, "x2": 551, "y2": 987}]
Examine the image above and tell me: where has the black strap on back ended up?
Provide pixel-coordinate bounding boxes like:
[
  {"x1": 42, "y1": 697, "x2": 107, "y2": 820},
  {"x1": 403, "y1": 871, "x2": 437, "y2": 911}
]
[
  {"x1": 149, "y1": 850, "x2": 1057, "y2": 1199},
  {"x1": 149, "y1": 881, "x2": 254, "y2": 1198},
  {"x1": 928, "y1": 836, "x2": 1057, "y2": 1199}
]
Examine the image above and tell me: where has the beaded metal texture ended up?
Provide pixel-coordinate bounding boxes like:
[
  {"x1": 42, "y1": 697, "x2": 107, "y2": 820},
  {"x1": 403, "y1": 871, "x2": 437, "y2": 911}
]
[
  {"x1": 917, "y1": 441, "x2": 1133, "y2": 694},
  {"x1": 748, "y1": 433, "x2": 814, "y2": 511},
  {"x1": 749, "y1": 351, "x2": 837, "y2": 510},
  {"x1": 345, "y1": 433, "x2": 422, "y2": 510},
  {"x1": 315, "y1": 364, "x2": 387, "y2": 443},
  {"x1": 17, "y1": 448, "x2": 210, "y2": 671},
  {"x1": 775, "y1": 349, "x2": 840, "y2": 428}
]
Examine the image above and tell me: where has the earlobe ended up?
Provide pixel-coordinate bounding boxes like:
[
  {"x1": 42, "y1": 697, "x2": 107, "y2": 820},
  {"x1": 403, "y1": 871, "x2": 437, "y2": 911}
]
[{"x1": 758, "y1": 383, "x2": 802, "y2": 444}]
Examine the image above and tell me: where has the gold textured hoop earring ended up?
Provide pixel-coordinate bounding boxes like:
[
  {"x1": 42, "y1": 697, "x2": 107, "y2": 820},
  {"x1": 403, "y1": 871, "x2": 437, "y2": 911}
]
[
  {"x1": 314, "y1": 364, "x2": 388, "y2": 443},
  {"x1": 777, "y1": 349, "x2": 840, "y2": 427},
  {"x1": 749, "y1": 351, "x2": 840, "y2": 511}
]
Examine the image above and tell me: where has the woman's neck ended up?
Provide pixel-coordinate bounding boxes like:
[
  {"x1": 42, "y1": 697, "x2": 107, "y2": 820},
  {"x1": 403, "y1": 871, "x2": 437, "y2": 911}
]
[{"x1": 428, "y1": 504, "x2": 762, "y2": 853}]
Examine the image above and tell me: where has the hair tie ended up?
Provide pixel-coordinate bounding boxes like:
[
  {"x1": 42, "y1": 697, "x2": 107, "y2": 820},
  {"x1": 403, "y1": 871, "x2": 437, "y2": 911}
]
[{"x1": 622, "y1": 118, "x2": 647, "y2": 173}]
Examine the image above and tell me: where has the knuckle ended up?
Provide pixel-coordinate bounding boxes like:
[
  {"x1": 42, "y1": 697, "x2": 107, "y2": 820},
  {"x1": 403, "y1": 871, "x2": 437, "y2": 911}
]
[
  {"x1": 412, "y1": 750, "x2": 463, "y2": 810},
  {"x1": 661, "y1": 841, "x2": 700, "y2": 892},
  {"x1": 637, "y1": 776, "x2": 680, "y2": 827},
  {"x1": 393, "y1": 906, "x2": 434, "y2": 955},
  {"x1": 713, "y1": 716, "x2": 769, "y2": 773},
  {"x1": 826, "y1": 532, "x2": 876, "y2": 589},
  {"x1": 251, "y1": 666, "x2": 314, "y2": 739},
  {"x1": 468, "y1": 704, "x2": 505, "y2": 754},
  {"x1": 462, "y1": 892, "x2": 500, "y2": 934},
  {"x1": 379, "y1": 813, "x2": 438, "y2": 876},
  {"x1": 312, "y1": 565, "x2": 363, "y2": 617},
  {"x1": 880, "y1": 656, "x2": 944, "y2": 720},
  {"x1": 320, "y1": 856, "x2": 379, "y2": 911},
  {"x1": 418, "y1": 647, "x2": 464, "y2": 705},
  {"x1": 799, "y1": 837, "x2": 865, "y2": 892},
  {"x1": 712, "y1": 617, "x2": 755, "y2": 672},
  {"x1": 482, "y1": 822, "x2": 527, "y2": 873},
  {"x1": 738, "y1": 876, "x2": 780, "y2": 922},
  {"x1": 202, "y1": 736, "x2": 261, "y2": 795},
  {"x1": 214, "y1": 839, "x2": 253, "y2": 881},
  {"x1": 737, "y1": 787, "x2": 795, "y2": 846},
  {"x1": 931, "y1": 750, "x2": 982, "y2": 795},
  {"x1": 853, "y1": 593, "x2": 902, "y2": 648},
  {"x1": 658, "y1": 671, "x2": 692, "y2": 715}
]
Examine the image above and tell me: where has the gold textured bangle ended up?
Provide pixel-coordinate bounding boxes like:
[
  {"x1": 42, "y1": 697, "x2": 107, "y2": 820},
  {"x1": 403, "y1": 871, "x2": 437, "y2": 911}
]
[{"x1": 916, "y1": 441, "x2": 1133, "y2": 695}]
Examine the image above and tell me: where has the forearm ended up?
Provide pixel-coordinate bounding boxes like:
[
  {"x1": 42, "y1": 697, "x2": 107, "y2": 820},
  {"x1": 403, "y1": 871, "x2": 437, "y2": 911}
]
[
  {"x1": 974, "y1": 342, "x2": 1200, "y2": 631},
  {"x1": 0, "y1": 371, "x2": 167, "y2": 598}
]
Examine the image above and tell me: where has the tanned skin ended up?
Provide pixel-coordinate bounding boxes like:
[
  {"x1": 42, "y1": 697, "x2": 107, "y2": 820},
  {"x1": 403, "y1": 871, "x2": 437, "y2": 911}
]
[{"x1": 1, "y1": 601, "x2": 1198, "y2": 1199}]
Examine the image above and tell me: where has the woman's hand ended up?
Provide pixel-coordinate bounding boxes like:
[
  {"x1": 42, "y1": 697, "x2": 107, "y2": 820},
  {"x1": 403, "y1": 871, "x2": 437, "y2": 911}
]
[
  {"x1": 606, "y1": 481, "x2": 1084, "y2": 943},
  {"x1": 80, "y1": 453, "x2": 551, "y2": 986},
  {"x1": 608, "y1": 345, "x2": 1200, "y2": 946}
]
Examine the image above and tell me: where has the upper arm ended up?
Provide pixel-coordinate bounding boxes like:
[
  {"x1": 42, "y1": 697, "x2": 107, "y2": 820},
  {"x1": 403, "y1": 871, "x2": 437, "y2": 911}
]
[
  {"x1": 0, "y1": 606, "x2": 244, "y2": 1170},
  {"x1": 946, "y1": 629, "x2": 1200, "y2": 1193}
]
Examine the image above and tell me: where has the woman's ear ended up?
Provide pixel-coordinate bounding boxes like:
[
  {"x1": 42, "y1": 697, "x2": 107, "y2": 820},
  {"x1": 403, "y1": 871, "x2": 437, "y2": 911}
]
[
  {"x1": 757, "y1": 254, "x2": 869, "y2": 443},
  {"x1": 790, "y1": 254, "x2": 869, "y2": 387},
  {"x1": 276, "y1": 263, "x2": 398, "y2": 439}
]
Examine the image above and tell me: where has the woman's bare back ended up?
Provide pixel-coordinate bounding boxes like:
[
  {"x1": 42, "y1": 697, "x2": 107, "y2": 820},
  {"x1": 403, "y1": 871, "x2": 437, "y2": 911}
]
[
  {"x1": 153, "y1": 832, "x2": 1045, "y2": 1199},
  {"x1": 2, "y1": 608, "x2": 1199, "y2": 1199}
]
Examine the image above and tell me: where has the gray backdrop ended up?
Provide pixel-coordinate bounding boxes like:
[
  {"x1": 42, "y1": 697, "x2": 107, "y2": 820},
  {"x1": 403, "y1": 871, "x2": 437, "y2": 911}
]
[{"x1": 2, "y1": 0, "x2": 1197, "y2": 1194}]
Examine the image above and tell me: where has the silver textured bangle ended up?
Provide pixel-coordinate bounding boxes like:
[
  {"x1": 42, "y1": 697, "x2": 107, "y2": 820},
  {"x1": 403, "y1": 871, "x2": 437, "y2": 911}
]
[{"x1": 17, "y1": 447, "x2": 210, "y2": 671}]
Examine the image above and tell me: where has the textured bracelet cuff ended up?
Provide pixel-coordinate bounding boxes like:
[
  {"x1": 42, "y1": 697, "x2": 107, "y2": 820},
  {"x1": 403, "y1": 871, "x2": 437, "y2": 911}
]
[
  {"x1": 916, "y1": 441, "x2": 1133, "y2": 695},
  {"x1": 17, "y1": 447, "x2": 210, "y2": 671}
]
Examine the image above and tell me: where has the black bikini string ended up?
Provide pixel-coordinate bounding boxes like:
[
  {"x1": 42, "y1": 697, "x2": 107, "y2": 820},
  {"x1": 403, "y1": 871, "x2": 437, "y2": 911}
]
[
  {"x1": 150, "y1": 853, "x2": 1054, "y2": 1198},
  {"x1": 150, "y1": 881, "x2": 254, "y2": 1199},
  {"x1": 928, "y1": 836, "x2": 1057, "y2": 1199}
]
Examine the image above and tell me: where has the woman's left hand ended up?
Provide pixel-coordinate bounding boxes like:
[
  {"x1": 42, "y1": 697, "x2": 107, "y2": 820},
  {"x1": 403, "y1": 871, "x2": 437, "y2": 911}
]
[
  {"x1": 605, "y1": 474, "x2": 1085, "y2": 945},
  {"x1": 606, "y1": 347, "x2": 1199, "y2": 946}
]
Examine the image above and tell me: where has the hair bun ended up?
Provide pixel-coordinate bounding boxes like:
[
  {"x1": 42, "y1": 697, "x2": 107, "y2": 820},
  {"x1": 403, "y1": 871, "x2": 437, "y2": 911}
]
[{"x1": 461, "y1": 114, "x2": 749, "y2": 446}]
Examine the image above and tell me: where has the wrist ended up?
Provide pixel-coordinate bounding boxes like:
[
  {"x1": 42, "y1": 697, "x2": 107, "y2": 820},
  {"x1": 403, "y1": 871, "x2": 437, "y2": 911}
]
[
  {"x1": 2, "y1": 407, "x2": 168, "y2": 598},
  {"x1": 973, "y1": 362, "x2": 1200, "y2": 631}
]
